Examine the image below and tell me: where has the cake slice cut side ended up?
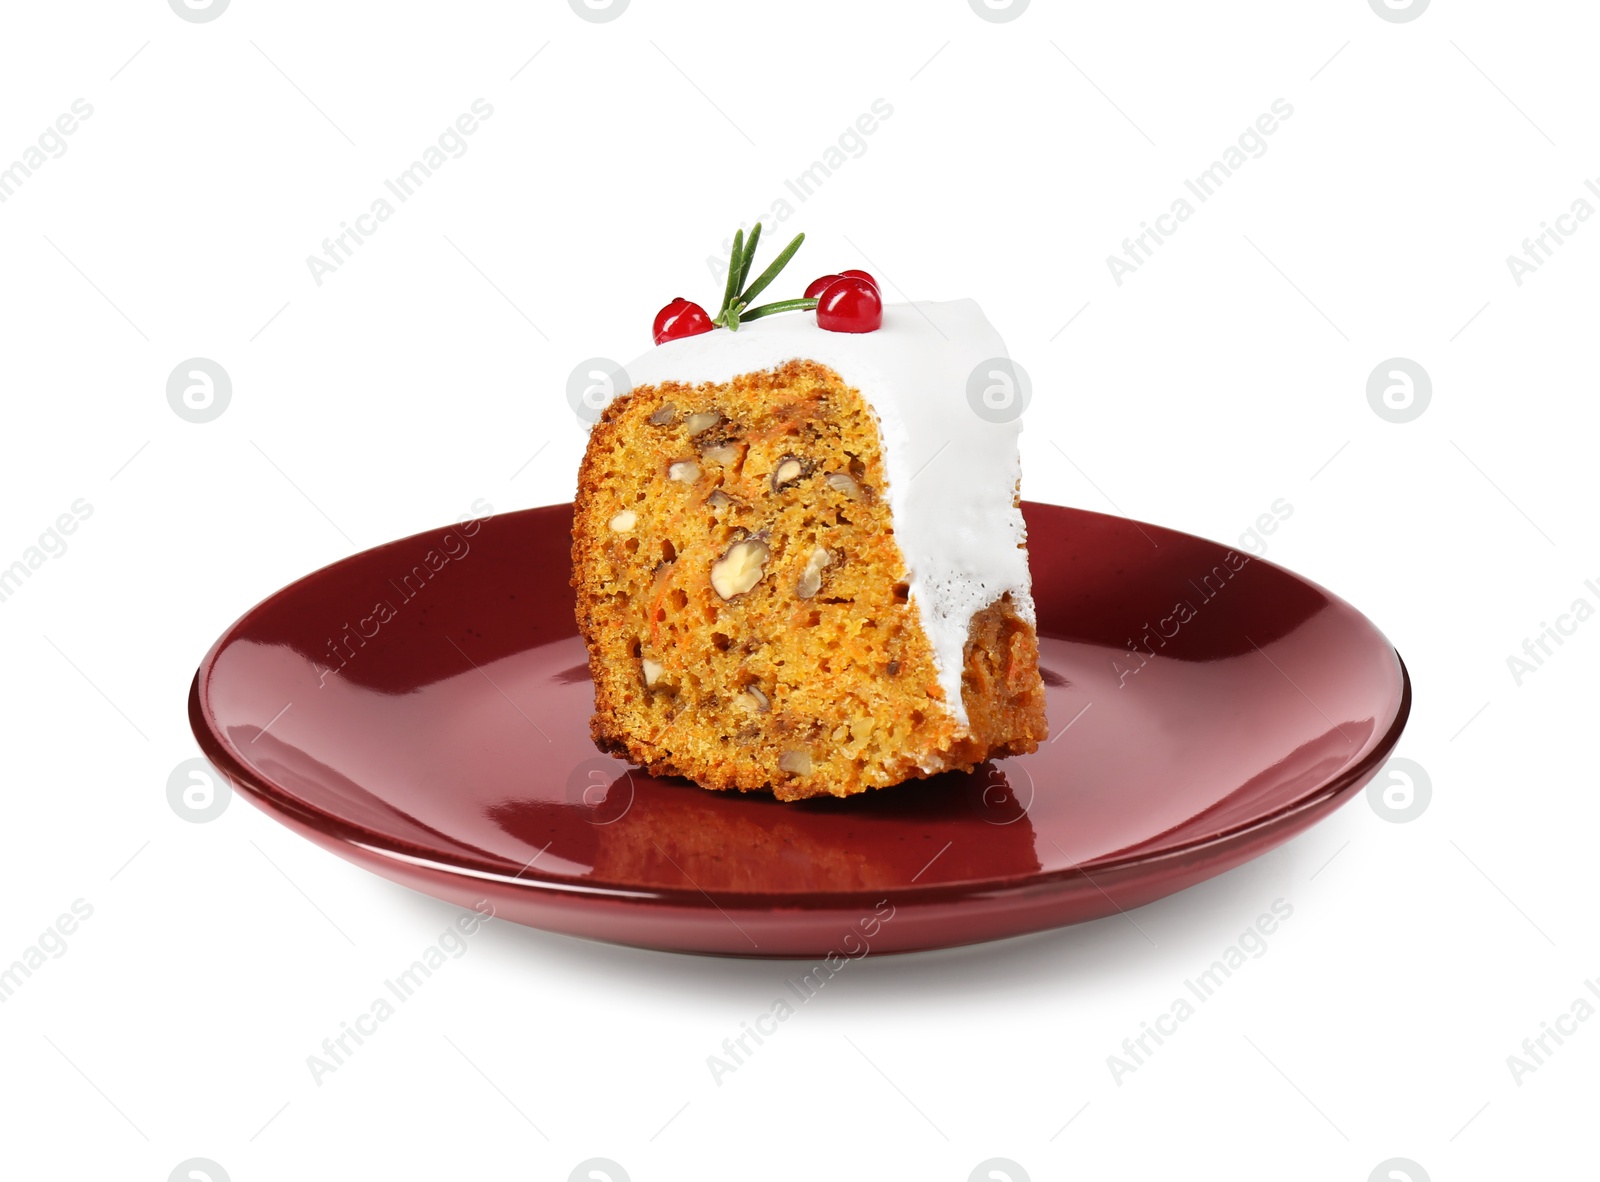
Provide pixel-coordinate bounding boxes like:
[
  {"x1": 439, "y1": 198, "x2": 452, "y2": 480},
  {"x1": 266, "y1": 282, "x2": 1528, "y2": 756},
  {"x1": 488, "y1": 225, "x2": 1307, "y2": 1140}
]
[{"x1": 572, "y1": 360, "x2": 1046, "y2": 800}]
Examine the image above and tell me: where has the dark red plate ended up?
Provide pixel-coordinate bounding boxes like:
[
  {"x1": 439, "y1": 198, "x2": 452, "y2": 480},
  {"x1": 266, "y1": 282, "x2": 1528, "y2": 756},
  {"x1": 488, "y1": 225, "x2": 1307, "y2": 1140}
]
[{"x1": 188, "y1": 502, "x2": 1409, "y2": 957}]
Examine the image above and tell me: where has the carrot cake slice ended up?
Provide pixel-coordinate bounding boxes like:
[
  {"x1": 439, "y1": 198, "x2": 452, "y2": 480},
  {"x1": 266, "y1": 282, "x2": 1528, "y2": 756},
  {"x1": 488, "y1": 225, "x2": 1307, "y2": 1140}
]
[{"x1": 571, "y1": 231, "x2": 1046, "y2": 800}]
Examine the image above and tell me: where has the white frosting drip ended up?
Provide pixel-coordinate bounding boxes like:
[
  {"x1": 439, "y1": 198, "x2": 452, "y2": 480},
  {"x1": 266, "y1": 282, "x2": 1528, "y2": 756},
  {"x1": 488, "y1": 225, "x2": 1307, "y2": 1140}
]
[{"x1": 621, "y1": 299, "x2": 1033, "y2": 730}]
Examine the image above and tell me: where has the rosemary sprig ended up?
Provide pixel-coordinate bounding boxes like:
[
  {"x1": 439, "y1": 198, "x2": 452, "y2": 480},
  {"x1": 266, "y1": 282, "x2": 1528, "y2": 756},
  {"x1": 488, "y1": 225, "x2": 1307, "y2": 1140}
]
[{"x1": 713, "y1": 222, "x2": 808, "y2": 331}]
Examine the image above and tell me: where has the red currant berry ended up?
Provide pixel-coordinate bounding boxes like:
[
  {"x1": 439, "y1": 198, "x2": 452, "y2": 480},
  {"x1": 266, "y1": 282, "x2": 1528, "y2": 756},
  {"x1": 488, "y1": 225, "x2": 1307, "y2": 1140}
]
[
  {"x1": 653, "y1": 298, "x2": 714, "y2": 345},
  {"x1": 804, "y1": 274, "x2": 840, "y2": 300},
  {"x1": 837, "y1": 268, "x2": 879, "y2": 292},
  {"x1": 816, "y1": 276, "x2": 883, "y2": 333}
]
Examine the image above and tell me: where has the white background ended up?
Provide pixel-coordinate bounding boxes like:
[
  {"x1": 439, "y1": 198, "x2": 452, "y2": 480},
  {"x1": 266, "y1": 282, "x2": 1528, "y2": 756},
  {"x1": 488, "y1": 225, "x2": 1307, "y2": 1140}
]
[{"x1": 1, "y1": 1, "x2": 1593, "y2": 1178}]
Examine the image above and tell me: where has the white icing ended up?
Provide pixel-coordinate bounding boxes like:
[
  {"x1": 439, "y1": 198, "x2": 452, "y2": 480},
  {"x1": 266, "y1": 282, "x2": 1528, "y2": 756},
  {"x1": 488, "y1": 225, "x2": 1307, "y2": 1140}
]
[{"x1": 621, "y1": 300, "x2": 1033, "y2": 730}]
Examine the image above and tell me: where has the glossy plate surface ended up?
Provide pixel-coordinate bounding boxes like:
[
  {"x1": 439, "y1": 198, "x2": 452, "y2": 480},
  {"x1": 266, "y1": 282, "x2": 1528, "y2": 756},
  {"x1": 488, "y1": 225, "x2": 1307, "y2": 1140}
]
[{"x1": 189, "y1": 502, "x2": 1409, "y2": 957}]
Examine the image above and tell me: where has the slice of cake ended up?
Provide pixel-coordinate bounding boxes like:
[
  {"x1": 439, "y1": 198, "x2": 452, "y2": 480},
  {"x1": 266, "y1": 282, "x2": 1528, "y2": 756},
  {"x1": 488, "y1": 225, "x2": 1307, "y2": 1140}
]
[{"x1": 571, "y1": 233, "x2": 1046, "y2": 800}]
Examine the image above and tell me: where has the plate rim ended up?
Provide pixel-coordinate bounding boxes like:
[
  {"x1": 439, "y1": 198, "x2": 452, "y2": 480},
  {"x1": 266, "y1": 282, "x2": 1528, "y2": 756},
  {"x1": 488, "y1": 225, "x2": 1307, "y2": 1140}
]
[{"x1": 188, "y1": 501, "x2": 1412, "y2": 909}]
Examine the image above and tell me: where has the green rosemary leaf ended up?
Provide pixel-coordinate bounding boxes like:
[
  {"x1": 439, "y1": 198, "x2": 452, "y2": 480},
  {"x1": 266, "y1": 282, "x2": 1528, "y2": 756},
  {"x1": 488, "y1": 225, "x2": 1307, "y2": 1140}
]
[
  {"x1": 737, "y1": 222, "x2": 762, "y2": 293},
  {"x1": 718, "y1": 228, "x2": 745, "y2": 321},
  {"x1": 738, "y1": 232, "x2": 805, "y2": 306},
  {"x1": 739, "y1": 296, "x2": 819, "y2": 322}
]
